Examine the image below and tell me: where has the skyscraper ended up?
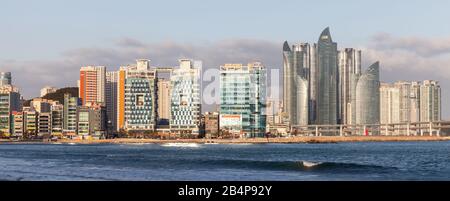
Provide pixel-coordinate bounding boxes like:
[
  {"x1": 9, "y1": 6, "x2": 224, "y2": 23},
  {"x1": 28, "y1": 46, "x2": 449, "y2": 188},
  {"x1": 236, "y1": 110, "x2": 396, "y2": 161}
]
[
  {"x1": 394, "y1": 81, "x2": 414, "y2": 123},
  {"x1": 380, "y1": 80, "x2": 441, "y2": 125},
  {"x1": 282, "y1": 41, "x2": 293, "y2": 124},
  {"x1": 380, "y1": 83, "x2": 400, "y2": 124},
  {"x1": 355, "y1": 62, "x2": 380, "y2": 125},
  {"x1": 116, "y1": 67, "x2": 127, "y2": 131},
  {"x1": 157, "y1": 79, "x2": 171, "y2": 123},
  {"x1": 338, "y1": 48, "x2": 362, "y2": 125},
  {"x1": 316, "y1": 27, "x2": 338, "y2": 125},
  {"x1": 410, "y1": 82, "x2": 421, "y2": 122},
  {"x1": 419, "y1": 80, "x2": 441, "y2": 122},
  {"x1": 0, "y1": 86, "x2": 21, "y2": 135},
  {"x1": 79, "y1": 66, "x2": 106, "y2": 106},
  {"x1": 124, "y1": 61, "x2": 157, "y2": 131},
  {"x1": 106, "y1": 71, "x2": 118, "y2": 132},
  {"x1": 220, "y1": 62, "x2": 266, "y2": 138},
  {"x1": 170, "y1": 59, "x2": 202, "y2": 136},
  {"x1": 63, "y1": 93, "x2": 81, "y2": 135},
  {"x1": 282, "y1": 42, "x2": 310, "y2": 126}
]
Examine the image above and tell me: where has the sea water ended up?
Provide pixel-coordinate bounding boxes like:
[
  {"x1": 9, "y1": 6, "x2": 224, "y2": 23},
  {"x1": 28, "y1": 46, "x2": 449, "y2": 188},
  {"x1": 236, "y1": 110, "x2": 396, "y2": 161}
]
[{"x1": 0, "y1": 141, "x2": 449, "y2": 181}]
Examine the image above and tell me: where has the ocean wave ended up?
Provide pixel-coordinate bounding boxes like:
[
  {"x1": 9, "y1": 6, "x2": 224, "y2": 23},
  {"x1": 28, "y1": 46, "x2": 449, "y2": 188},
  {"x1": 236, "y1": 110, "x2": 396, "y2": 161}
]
[
  {"x1": 198, "y1": 159, "x2": 396, "y2": 172},
  {"x1": 161, "y1": 143, "x2": 200, "y2": 148}
]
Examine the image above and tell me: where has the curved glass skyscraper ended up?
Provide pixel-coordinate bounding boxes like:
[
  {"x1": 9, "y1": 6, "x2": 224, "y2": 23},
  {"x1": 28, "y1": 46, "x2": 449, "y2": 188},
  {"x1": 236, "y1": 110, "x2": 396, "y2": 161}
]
[
  {"x1": 283, "y1": 41, "x2": 310, "y2": 126},
  {"x1": 355, "y1": 62, "x2": 380, "y2": 124},
  {"x1": 283, "y1": 41, "x2": 294, "y2": 124},
  {"x1": 316, "y1": 27, "x2": 338, "y2": 125}
]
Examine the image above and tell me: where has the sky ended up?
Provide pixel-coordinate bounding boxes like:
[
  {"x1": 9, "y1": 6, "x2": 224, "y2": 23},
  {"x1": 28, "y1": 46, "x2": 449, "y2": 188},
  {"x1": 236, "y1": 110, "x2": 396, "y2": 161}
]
[{"x1": 1, "y1": 0, "x2": 450, "y2": 119}]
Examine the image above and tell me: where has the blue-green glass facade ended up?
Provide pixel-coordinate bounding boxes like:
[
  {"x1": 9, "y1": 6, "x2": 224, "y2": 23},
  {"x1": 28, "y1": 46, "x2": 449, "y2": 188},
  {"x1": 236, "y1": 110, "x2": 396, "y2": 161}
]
[
  {"x1": 124, "y1": 76, "x2": 156, "y2": 130},
  {"x1": 220, "y1": 63, "x2": 266, "y2": 138}
]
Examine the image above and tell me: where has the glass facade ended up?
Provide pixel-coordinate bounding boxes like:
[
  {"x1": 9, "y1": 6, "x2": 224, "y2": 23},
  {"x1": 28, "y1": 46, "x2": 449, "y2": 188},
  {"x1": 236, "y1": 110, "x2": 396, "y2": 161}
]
[
  {"x1": 0, "y1": 91, "x2": 20, "y2": 134},
  {"x1": 63, "y1": 94, "x2": 80, "y2": 133},
  {"x1": 220, "y1": 62, "x2": 266, "y2": 138},
  {"x1": 170, "y1": 59, "x2": 201, "y2": 136},
  {"x1": 338, "y1": 48, "x2": 362, "y2": 125},
  {"x1": 0, "y1": 93, "x2": 10, "y2": 134},
  {"x1": 282, "y1": 42, "x2": 310, "y2": 126},
  {"x1": 316, "y1": 27, "x2": 338, "y2": 125},
  {"x1": 355, "y1": 62, "x2": 380, "y2": 124},
  {"x1": 124, "y1": 75, "x2": 156, "y2": 131}
]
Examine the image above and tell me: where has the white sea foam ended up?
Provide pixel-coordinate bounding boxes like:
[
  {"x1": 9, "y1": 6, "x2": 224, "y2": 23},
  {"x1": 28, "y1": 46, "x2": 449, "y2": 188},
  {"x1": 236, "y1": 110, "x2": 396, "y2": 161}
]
[
  {"x1": 161, "y1": 143, "x2": 200, "y2": 148},
  {"x1": 300, "y1": 161, "x2": 322, "y2": 168}
]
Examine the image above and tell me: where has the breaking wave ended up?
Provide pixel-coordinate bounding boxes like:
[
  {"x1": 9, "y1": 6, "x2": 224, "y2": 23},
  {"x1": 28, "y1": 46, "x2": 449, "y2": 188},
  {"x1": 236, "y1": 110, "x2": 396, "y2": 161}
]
[
  {"x1": 199, "y1": 159, "x2": 396, "y2": 172},
  {"x1": 161, "y1": 143, "x2": 200, "y2": 148}
]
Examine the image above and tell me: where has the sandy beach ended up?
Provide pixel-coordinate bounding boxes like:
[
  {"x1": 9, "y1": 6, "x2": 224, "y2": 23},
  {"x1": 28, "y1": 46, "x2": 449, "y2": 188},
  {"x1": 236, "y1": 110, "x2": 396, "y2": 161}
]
[
  {"x1": 52, "y1": 136, "x2": 450, "y2": 144},
  {"x1": 1, "y1": 136, "x2": 449, "y2": 144}
]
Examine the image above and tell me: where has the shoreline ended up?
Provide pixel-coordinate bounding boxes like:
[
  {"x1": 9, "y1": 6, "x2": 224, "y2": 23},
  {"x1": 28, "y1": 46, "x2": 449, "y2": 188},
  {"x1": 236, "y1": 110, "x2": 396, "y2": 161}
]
[{"x1": 1, "y1": 136, "x2": 449, "y2": 145}]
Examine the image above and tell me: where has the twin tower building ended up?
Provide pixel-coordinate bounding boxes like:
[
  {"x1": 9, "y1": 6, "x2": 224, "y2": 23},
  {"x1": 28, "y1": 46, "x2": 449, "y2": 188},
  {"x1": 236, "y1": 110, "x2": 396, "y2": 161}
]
[{"x1": 283, "y1": 27, "x2": 380, "y2": 126}]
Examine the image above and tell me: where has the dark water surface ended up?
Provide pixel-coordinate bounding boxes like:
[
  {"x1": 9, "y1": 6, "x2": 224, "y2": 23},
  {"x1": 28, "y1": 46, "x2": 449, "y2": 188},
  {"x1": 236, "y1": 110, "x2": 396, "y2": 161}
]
[{"x1": 0, "y1": 141, "x2": 449, "y2": 180}]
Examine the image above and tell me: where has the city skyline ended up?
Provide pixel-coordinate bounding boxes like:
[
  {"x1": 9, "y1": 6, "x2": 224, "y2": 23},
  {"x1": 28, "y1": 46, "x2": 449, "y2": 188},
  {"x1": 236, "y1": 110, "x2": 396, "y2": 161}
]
[{"x1": 1, "y1": 1, "x2": 450, "y2": 119}]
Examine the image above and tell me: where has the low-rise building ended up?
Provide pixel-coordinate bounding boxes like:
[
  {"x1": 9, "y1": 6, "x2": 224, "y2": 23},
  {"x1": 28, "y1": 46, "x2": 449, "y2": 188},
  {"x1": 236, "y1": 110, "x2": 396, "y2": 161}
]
[
  {"x1": 204, "y1": 112, "x2": 219, "y2": 139},
  {"x1": 77, "y1": 103, "x2": 107, "y2": 139},
  {"x1": 38, "y1": 112, "x2": 52, "y2": 137},
  {"x1": 24, "y1": 108, "x2": 38, "y2": 137},
  {"x1": 12, "y1": 111, "x2": 24, "y2": 138}
]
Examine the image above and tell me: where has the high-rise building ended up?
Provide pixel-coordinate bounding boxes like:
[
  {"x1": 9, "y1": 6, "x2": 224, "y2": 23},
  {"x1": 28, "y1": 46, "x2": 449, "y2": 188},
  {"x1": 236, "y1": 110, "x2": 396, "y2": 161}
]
[
  {"x1": 410, "y1": 82, "x2": 421, "y2": 122},
  {"x1": 116, "y1": 67, "x2": 127, "y2": 131},
  {"x1": 394, "y1": 81, "x2": 415, "y2": 123},
  {"x1": 419, "y1": 80, "x2": 441, "y2": 122},
  {"x1": 338, "y1": 48, "x2": 362, "y2": 125},
  {"x1": 157, "y1": 78, "x2": 171, "y2": 123},
  {"x1": 0, "y1": 72, "x2": 12, "y2": 87},
  {"x1": 220, "y1": 62, "x2": 266, "y2": 138},
  {"x1": 0, "y1": 86, "x2": 21, "y2": 135},
  {"x1": 106, "y1": 71, "x2": 118, "y2": 132},
  {"x1": 79, "y1": 66, "x2": 106, "y2": 106},
  {"x1": 40, "y1": 86, "x2": 57, "y2": 97},
  {"x1": 63, "y1": 93, "x2": 81, "y2": 135},
  {"x1": 124, "y1": 61, "x2": 157, "y2": 131},
  {"x1": 51, "y1": 103, "x2": 63, "y2": 135},
  {"x1": 380, "y1": 83, "x2": 400, "y2": 124},
  {"x1": 170, "y1": 59, "x2": 202, "y2": 136},
  {"x1": 380, "y1": 80, "x2": 441, "y2": 125},
  {"x1": 355, "y1": 62, "x2": 380, "y2": 125},
  {"x1": 282, "y1": 42, "x2": 310, "y2": 126},
  {"x1": 316, "y1": 27, "x2": 338, "y2": 125}
]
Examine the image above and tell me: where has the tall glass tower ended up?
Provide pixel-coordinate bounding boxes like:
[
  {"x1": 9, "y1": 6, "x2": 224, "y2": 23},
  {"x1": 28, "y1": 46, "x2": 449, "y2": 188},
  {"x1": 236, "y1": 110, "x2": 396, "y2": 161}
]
[
  {"x1": 282, "y1": 42, "x2": 310, "y2": 126},
  {"x1": 355, "y1": 62, "x2": 380, "y2": 125},
  {"x1": 170, "y1": 59, "x2": 202, "y2": 137},
  {"x1": 316, "y1": 27, "x2": 338, "y2": 125},
  {"x1": 338, "y1": 48, "x2": 361, "y2": 125},
  {"x1": 220, "y1": 62, "x2": 266, "y2": 138}
]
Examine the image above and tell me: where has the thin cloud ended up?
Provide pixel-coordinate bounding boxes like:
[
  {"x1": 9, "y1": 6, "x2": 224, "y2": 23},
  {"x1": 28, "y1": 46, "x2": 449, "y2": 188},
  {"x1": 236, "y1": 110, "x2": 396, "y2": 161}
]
[{"x1": 1, "y1": 35, "x2": 449, "y2": 119}]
